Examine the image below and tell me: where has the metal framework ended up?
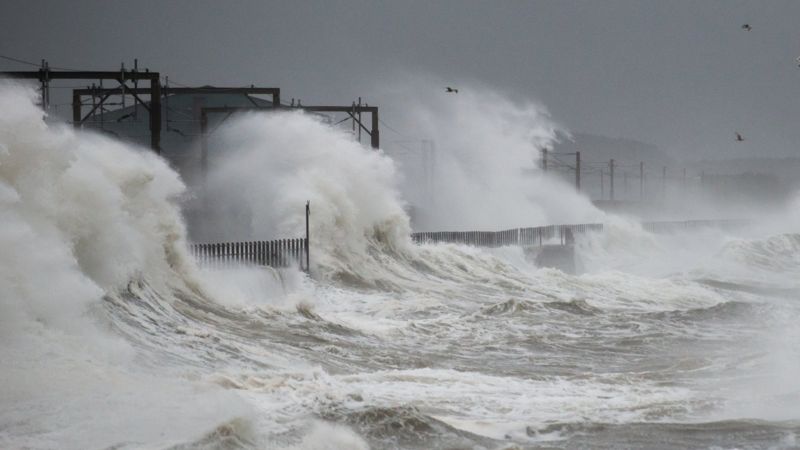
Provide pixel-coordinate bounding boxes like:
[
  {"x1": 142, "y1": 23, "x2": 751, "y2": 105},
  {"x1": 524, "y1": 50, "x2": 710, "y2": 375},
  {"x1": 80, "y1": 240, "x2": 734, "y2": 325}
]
[
  {"x1": 1, "y1": 68, "x2": 162, "y2": 152},
  {"x1": 297, "y1": 104, "x2": 379, "y2": 150},
  {"x1": 71, "y1": 86, "x2": 281, "y2": 152},
  {"x1": 199, "y1": 104, "x2": 380, "y2": 174}
]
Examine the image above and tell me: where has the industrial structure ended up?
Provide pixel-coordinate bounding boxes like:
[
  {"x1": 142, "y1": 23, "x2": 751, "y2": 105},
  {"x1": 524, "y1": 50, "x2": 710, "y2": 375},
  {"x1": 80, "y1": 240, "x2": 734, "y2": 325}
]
[{"x1": 1, "y1": 61, "x2": 384, "y2": 241}]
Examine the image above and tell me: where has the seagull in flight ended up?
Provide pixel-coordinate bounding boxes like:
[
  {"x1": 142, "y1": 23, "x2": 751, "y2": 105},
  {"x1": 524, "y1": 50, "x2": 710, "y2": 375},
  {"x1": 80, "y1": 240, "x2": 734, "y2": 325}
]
[
  {"x1": 445, "y1": 87, "x2": 459, "y2": 93},
  {"x1": 741, "y1": 23, "x2": 752, "y2": 31},
  {"x1": 735, "y1": 132, "x2": 745, "y2": 142}
]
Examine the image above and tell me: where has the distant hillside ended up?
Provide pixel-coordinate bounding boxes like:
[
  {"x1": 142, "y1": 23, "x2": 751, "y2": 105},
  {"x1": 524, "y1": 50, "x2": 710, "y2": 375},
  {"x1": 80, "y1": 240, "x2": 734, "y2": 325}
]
[{"x1": 552, "y1": 132, "x2": 674, "y2": 167}]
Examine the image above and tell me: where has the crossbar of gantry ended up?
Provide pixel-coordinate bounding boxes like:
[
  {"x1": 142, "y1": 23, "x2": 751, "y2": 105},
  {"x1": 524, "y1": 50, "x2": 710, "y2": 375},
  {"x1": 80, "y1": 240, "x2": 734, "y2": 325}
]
[
  {"x1": 297, "y1": 105, "x2": 379, "y2": 149},
  {"x1": 71, "y1": 86, "x2": 281, "y2": 150},
  {"x1": 72, "y1": 86, "x2": 281, "y2": 122}
]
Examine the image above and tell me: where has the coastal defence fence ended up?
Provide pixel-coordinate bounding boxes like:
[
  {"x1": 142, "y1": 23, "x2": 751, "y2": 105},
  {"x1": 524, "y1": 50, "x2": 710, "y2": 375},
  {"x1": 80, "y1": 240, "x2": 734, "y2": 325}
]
[
  {"x1": 411, "y1": 219, "x2": 750, "y2": 247},
  {"x1": 189, "y1": 216, "x2": 748, "y2": 271},
  {"x1": 190, "y1": 238, "x2": 308, "y2": 270},
  {"x1": 189, "y1": 202, "x2": 311, "y2": 272}
]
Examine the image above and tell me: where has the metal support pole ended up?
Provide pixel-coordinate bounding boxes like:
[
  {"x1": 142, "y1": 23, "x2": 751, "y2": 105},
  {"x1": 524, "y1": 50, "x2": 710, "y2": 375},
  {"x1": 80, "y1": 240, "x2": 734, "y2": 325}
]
[
  {"x1": 99, "y1": 80, "x2": 105, "y2": 127},
  {"x1": 371, "y1": 108, "x2": 379, "y2": 149},
  {"x1": 609, "y1": 159, "x2": 615, "y2": 201},
  {"x1": 357, "y1": 97, "x2": 362, "y2": 143},
  {"x1": 149, "y1": 75, "x2": 161, "y2": 153},
  {"x1": 305, "y1": 201, "x2": 310, "y2": 273},
  {"x1": 662, "y1": 166, "x2": 667, "y2": 200},
  {"x1": 640, "y1": 161, "x2": 644, "y2": 201},
  {"x1": 164, "y1": 77, "x2": 169, "y2": 131},
  {"x1": 600, "y1": 169, "x2": 605, "y2": 199},
  {"x1": 200, "y1": 110, "x2": 208, "y2": 178},
  {"x1": 91, "y1": 84, "x2": 97, "y2": 121},
  {"x1": 575, "y1": 151, "x2": 581, "y2": 190},
  {"x1": 133, "y1": 59, "x2": 138, "y2": 120},
  {"x1": 44, "y1": 61, "x2": 50, "y2": 110},
  {"x1": 120, "y1": 63, "x2": 126, "y2": 110},
  {"x1": 71, "y1": 91, "x2": 81, "y2": 128},
  {"x1": 40, "y1": 60, "x2": 49, "y2": 110}
]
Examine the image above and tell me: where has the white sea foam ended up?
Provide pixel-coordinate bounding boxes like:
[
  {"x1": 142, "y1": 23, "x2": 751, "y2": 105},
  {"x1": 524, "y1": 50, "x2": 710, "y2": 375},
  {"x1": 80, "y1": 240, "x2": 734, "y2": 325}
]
[
  {"x1": 0, "y1": 82, "x2": 251, "y2": 449},
  {"x1": 380, "y1": 78, "x2": 605, "y2": 230}
]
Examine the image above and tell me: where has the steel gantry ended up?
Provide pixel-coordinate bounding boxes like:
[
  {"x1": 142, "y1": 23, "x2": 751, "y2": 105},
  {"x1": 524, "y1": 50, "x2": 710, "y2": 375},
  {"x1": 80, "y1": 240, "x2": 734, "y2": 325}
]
[
  {"x1": 71, "y1": 85, "x2": 281, "y2": 152},
  {"x1": 1, "y1": 67, "x2": 162, "y2": 152}
]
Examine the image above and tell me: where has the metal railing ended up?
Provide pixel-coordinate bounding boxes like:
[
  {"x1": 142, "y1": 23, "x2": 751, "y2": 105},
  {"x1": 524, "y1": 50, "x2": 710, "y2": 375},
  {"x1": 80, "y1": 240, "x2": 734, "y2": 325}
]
[
  {"x1": 189, "y1": 202, "x2": 311, "y2": 272},
  {"x1": 190, "y1": 238, "x2": 307, "y2": 270},
  {"x1": 411, "y1": 219, "x2": 749, "y2": 247}
]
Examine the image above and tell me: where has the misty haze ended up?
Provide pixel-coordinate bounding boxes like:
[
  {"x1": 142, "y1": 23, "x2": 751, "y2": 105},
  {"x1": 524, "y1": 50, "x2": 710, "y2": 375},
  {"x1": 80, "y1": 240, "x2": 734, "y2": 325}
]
[{"x1": 2, "y1": 1, "x2": 800, "y2": 449}]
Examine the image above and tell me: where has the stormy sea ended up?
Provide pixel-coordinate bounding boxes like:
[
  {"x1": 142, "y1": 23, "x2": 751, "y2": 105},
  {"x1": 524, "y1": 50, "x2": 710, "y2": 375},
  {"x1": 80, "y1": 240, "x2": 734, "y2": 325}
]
[{"x1": 2, "y1": 82, "x2": 799, "y2": 449}]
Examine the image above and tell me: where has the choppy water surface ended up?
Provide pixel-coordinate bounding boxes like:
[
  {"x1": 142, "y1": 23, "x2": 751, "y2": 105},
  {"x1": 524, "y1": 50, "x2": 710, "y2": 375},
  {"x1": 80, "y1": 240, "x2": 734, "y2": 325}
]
[
  {"x1": 2, "y1": 83, "x2": 799, "y2": 449},
  {"x1": 93, "y1": 230, "x2": 800, "y2": 450}
]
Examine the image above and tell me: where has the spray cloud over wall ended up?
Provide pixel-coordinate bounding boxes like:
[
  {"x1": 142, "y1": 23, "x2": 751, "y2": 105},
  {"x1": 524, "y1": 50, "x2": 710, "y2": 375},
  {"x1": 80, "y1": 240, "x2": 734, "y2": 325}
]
[
  {"x1": 379, "y1": 80, "x2": 603, "y2": 230},
  {"x1": 202, "y1": 111, "x2": 412, "y2": 279}
]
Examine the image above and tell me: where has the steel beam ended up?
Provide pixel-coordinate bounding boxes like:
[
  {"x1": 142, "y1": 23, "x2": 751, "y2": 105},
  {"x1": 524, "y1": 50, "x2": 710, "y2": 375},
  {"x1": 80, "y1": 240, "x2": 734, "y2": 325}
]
[
  {"x1": 2, "y1": 70, "x2": 159, "y2": 81},
  {"x1": 74, "y1": 87, "x2": 280, "y2": 154},
  {"x1": 73, "y1": 86, "x2": 280, "y2": 102}
]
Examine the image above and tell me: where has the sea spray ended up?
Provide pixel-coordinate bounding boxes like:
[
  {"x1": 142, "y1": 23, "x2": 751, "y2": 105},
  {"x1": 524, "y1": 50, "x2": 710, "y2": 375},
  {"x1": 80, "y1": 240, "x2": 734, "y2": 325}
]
[
  {"x1": 197, "y1": 89, "x2": 607, "y2": 286},
  {"x1": 0, "y1": 82, "x2": 253, "y2": 449},
  {"x1": 201, "y1": 110, "x2": 414, "y2": 284},
  {"x1": 378, "y1": 80, "x2": 604, "y2": 230},
  {"x1": 0, "y1": 82, "x2": 188, "y2": 334}
]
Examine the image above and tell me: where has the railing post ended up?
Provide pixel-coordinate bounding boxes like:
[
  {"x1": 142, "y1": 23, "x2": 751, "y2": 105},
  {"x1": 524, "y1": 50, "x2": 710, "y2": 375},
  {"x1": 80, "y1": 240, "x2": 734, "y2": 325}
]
[{"x1": 268, "y1": 240, "x2": 273, "y2": 266}]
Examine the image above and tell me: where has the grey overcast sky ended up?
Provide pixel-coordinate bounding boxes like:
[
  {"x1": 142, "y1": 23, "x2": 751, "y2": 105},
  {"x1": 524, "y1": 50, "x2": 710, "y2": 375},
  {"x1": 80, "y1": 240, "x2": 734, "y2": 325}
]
[{"x1": 1, "y1": 0, "x2": 799, "y2": 160}]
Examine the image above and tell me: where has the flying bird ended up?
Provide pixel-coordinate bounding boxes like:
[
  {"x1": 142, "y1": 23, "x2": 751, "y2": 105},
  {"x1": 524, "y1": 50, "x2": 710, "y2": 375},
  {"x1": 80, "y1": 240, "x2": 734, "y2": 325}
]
[
  {"x1": 735, "y1": 132, "x2": 745, "y2": 142},
  {"x1": 741, "y1": 23, "x2": 752, "y2": 31},
  {"x1": 445, "y1": 87, "x2": 459, "y2": 93}
]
